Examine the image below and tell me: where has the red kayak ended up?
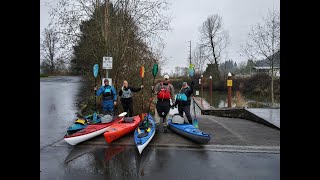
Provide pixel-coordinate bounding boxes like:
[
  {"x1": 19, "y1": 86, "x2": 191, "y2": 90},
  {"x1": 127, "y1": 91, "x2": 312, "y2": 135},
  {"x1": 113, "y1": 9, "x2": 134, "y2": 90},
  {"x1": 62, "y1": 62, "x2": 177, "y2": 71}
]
[
  {"x1": 64, "y1": 116, "x2": 123, "y2": 145},
  {"x1": 104, "y1": 115, "x2": 141, "y2": 143}
]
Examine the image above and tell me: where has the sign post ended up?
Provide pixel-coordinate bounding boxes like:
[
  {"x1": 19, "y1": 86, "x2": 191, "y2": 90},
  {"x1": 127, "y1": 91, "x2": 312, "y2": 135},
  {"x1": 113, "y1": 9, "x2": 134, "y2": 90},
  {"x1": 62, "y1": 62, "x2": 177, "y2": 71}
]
[{"x1": 227, "y1": 72, "x2": 232, "y2": 108}]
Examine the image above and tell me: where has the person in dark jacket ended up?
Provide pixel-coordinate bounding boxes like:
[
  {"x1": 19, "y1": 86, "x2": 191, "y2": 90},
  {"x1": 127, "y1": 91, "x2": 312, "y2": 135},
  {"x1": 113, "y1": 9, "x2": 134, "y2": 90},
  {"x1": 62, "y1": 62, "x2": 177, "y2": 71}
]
[
  {"x1": 174, "y1": 81, "x2": 194, "y2": 124},
  {"x1": 119, "y1": 80, "x2": 143, "y2": 117}
]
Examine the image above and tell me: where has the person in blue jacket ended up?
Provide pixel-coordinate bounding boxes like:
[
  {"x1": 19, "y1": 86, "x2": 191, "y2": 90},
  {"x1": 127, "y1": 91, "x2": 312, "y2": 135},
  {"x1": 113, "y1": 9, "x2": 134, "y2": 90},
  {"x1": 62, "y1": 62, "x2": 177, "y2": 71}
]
[{"x1": 94, "y1": 79, "x2": 117, "y2": 115}]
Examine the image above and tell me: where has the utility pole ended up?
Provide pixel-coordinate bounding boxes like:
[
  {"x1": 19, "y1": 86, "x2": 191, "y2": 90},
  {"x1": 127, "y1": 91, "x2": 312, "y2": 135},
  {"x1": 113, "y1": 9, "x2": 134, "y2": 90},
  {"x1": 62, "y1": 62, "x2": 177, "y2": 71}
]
[
  {"x1": 188, "y1": 41, "x2": 192, "y2": 65},
  {"x1": 104, "y1": 0, "x2": 110, "y2": 82}
]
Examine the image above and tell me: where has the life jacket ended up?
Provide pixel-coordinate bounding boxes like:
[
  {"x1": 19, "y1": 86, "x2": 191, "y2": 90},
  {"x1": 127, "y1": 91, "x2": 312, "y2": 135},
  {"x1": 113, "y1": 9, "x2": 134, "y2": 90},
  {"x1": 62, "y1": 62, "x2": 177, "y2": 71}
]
[
  {"x1": 176, "y1": 87, "x2": 190, "y2": 101},
  {"x1": 103, "y1": 85, "x2": 113, "y2": 97},
  {"x1": 157, "y1": 82, "x2": 171, "y2": 100},
  {"x1": 121, "y1": 88, "x2": 133, "y2": 99}
]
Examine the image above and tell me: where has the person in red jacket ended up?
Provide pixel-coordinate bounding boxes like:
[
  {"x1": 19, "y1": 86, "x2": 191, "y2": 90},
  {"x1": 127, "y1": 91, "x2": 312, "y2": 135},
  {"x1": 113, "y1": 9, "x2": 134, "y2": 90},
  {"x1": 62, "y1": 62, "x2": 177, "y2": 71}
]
[{"x1": 152, "y1": 75, "x2": 175, "y2": 132}]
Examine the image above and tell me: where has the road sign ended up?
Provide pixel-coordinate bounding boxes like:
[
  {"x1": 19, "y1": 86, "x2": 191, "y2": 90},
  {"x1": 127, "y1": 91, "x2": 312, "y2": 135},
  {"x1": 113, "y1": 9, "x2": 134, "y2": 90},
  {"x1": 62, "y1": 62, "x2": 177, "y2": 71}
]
[
  {"x1": 227, "y1": 80, "x2": 232, "y2": 87},
  {"x1": 103, "y1": 57, "x2": 113, "y2": 69}
]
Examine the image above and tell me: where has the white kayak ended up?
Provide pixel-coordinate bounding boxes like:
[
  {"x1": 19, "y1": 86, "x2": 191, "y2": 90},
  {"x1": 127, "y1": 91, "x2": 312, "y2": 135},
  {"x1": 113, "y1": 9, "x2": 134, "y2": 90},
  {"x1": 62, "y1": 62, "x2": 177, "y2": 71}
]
[{"x1": 64, "y1": 112, "x2": 127, "y2": 145}]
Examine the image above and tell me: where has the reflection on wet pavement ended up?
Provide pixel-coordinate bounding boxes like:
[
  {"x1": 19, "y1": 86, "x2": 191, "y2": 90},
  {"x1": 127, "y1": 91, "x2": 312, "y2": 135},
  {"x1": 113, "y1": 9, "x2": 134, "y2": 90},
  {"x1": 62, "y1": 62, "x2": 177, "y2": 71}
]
[{"x1": 52, "y1": 145, "x2": 279, "y2": 180}]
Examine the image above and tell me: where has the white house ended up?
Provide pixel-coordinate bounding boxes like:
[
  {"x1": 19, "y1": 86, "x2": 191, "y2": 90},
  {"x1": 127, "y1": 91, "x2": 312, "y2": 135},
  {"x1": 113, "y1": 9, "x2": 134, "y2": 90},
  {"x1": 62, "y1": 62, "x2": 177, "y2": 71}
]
[{"x1": 252, "y1": 66, "x2": 280, "y2": 77}]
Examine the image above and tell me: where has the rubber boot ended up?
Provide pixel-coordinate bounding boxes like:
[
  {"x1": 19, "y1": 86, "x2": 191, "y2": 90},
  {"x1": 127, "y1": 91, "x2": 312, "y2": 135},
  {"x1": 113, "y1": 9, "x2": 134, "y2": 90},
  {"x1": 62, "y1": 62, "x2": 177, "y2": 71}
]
[{"x1": 163, "y1": 117, "x2": 168, "y2": 133}]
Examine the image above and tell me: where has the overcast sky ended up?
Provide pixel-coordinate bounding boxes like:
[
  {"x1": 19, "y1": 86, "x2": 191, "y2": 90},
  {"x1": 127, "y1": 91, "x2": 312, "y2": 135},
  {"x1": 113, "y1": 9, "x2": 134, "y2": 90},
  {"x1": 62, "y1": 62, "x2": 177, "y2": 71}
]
[{"x1": 41, "y1": 0, "x2": 280, "y2": 74}]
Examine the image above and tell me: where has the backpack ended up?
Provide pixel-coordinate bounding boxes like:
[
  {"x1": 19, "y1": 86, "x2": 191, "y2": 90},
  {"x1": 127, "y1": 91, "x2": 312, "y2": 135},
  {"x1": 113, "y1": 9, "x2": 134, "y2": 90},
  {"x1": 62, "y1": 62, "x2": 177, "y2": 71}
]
[
  {"x1": 157, "y1": 82, "x2": 171, "y2": 100},
  {"x1": 172, "y1": 115, "x2": 185, "y2": 124},
  {"x1": 101, "y1": 114, "x2": 113, "y2": 123},
  {"x1": 176, "y1": 93, "x2": 188, "y2": 101},
  {"x1": 176, "y1": 87, "x2": 190, "y2": 102}
]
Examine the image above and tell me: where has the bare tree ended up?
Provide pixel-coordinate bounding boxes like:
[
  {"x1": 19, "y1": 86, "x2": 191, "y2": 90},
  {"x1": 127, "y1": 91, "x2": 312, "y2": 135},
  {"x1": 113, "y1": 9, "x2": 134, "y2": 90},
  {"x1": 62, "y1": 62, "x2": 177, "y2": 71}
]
[
  {"x1": 182, "y1": 67, "x2": 188, "y2": 77},
  {"x1": 240, "y1": 10, "x2": 280, "y2": 106},
  {"x1": 40, "y1": 28, "x2": 62, "y2": 75},
  {"x1": 200, "y1": 14, "x2": 230, "y2": 65},
  {"x1": 191, "y1": 44, "x2": 207, "y2": 75}
]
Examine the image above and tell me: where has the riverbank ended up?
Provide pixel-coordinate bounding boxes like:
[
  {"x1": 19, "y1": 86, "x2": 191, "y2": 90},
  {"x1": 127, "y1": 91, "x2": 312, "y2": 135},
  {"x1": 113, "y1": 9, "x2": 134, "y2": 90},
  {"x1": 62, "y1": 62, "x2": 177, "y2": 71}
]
[{"x1": 161, "y1": 73, "x2": 280, "y2": 100}]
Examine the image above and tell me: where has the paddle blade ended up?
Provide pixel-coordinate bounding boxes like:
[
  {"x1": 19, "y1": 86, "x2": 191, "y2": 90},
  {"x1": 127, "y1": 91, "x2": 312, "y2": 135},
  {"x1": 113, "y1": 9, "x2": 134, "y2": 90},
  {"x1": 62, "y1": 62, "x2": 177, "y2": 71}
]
[
  {"x1": 137, "y1": 127, "x2": 141, "y2": 134},
  {"x1": 140, "y1": 113, "x2": 145, "y2": 120},
  {"x1": 93, "y1": 112, "x2": 97, "y2": 122},
  {"x1": 152, "y1": 64, "x2": 158, "y2": 78},
  {"x1": 189, "y1": 64, "x2": 195, "y2": 77},
  {"x1": 193, "y1": 118, "x2": 198, "y2": 128},
  {"x1": 93, "y1": 64, "x2": 99, "y2": 78},
  {"x1": 118, "y1": 112, "x2": 127, "y2": 117},
  {"x1": 140, "y1": 66, "x2": 145, "y2": 78}
]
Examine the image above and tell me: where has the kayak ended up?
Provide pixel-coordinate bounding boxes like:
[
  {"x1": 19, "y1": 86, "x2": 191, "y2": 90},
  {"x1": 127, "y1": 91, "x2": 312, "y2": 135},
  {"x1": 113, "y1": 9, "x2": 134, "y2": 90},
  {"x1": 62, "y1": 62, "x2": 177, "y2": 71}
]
[
  {"x1": 104, "y1": 115, "x2": 141, "y2": 144},
  {"x1": 168, "y1": 117, "x2": 211, "y2": 144},
  {"x1": 66, "y1": 114, "x2": 102, "y2": 135},
  {"x1": 134, "y1": 113, "x2": 156, "y2": 154},
  {"x1": 64, "y1": 116, "x2": 122, "y2": 145}
]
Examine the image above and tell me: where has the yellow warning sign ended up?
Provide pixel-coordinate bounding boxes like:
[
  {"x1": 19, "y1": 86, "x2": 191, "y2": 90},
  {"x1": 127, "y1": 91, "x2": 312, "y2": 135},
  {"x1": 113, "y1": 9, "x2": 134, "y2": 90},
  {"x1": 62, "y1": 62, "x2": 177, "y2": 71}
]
[{"x1": 227, "y1": 80, "x2": 232, "y2": 87}]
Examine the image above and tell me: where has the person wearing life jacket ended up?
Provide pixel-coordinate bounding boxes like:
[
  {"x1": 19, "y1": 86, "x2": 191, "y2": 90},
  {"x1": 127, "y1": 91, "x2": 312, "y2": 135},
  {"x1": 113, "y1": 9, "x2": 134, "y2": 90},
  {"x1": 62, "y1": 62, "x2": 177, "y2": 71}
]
[
  {"x1": 152, "y1": 75, "x2": 175, "y2": 132},
  {"x1": 118, "y1": 80, "x2": 144, "y2": 117},
  {"x1": 94, "y1": 79, "x2": 117, "y2": 115},
  {"x1": 174, "y1": 81, "x2": 194, "y2": 124}
]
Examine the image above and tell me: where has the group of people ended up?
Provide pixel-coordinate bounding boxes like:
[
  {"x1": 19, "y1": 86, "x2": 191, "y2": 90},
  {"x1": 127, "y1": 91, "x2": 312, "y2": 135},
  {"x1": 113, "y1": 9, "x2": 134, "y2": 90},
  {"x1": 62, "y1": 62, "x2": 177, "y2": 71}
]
[
  {"x1": 95, "y1": 79, "x2": 143, "y2": 117},
  {"x1": 95, "y1": 75, "x2": 194, "y2": 132}
]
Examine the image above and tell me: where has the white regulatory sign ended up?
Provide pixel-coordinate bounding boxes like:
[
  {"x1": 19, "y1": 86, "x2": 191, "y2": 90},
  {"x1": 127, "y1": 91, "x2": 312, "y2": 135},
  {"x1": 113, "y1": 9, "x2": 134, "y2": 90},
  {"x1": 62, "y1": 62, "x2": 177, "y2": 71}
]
[{"x1": 103, "y1": 57, "x2": 113, "y2": 69}]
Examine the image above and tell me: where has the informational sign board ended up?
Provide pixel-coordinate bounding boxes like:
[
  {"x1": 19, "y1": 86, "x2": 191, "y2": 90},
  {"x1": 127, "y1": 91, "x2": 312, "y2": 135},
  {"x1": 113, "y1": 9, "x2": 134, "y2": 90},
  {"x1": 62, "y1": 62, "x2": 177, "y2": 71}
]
[{"x1": 102, "y1": 57, "x2": 113, "y2": 69}]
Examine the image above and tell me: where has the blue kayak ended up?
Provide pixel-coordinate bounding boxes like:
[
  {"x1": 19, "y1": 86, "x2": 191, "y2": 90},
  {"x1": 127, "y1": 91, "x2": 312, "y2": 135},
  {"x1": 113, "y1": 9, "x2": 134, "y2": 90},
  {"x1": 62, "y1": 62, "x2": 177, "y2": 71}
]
[
  {"x1": 168, "y1": 117, "x2": 211, "y2": 144},
  {"x1": 134, "y1": 113, "x2": 156, "y2": 154}
]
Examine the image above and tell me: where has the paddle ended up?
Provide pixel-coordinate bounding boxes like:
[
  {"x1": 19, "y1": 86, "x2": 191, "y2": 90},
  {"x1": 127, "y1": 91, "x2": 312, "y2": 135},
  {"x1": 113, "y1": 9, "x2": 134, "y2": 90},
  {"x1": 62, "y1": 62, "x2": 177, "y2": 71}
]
[
  {"x1": 140, "y1": 66, "x2": 145, "y2": 113},
  {"x1": 189, "y1": 64, "x2": 198, "y2": 128},
  {"x1": 148, "y1": 64, "x2": 158, "y2": 113},
  {"x1": 93, "y1": 64, "x2": 99, "y2": 122},
  {"x1": 138, "y1": 64, "x2": 158, "y2": 134}
]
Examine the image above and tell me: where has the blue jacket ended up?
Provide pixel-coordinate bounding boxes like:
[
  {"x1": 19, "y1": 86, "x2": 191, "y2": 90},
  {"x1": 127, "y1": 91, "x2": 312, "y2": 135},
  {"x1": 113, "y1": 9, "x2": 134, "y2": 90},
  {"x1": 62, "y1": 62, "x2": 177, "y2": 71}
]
[{"x1": 96, "y1": 85, "x2": 117, "y2": 101}]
